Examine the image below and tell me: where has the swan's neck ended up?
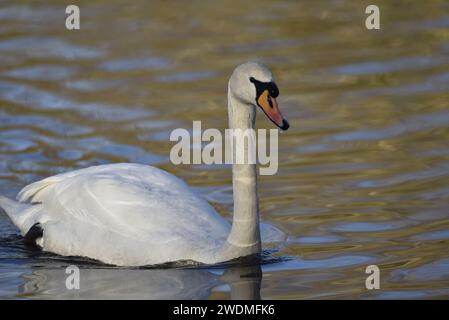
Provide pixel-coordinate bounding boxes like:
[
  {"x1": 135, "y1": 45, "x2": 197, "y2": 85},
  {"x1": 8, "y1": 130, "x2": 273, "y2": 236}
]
[{"x1": 224, "y1": 85, "x2": 261, "y2": 255}]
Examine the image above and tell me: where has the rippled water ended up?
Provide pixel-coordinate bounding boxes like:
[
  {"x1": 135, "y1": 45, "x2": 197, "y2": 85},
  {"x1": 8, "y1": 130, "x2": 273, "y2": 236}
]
[{"x1": 1, "y1": 0, "x2": 449, "y2": 299}]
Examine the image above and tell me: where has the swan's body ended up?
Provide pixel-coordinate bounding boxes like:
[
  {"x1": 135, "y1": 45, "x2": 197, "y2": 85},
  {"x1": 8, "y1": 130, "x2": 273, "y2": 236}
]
[
  {"x1": 1, "y1": 164, "x2": 230, "y2": 266},
  {"x1": 0, "y1": 62, "x2": 289, "y2": 266}
]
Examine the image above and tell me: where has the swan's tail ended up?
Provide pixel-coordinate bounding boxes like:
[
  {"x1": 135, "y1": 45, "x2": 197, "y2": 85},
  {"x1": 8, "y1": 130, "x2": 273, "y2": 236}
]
[
  {"x1": 0, "y1": 195, "x2": 22, "y2": 216},
  {"x1": 0, "y1": 196, "x2": 38, "y2": 235}
]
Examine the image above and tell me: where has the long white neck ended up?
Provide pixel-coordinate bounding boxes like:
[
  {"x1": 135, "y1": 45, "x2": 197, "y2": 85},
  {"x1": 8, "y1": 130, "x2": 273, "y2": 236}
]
[{"x1": 224, "y1": 85, "x2": 261, "y2": 255}]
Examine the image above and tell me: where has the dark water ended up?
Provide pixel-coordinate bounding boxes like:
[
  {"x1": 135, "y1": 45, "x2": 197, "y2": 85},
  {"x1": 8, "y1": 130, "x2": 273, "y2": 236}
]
[{"x1": 1, "y1": 0, "x2": 449, "y2": 299}]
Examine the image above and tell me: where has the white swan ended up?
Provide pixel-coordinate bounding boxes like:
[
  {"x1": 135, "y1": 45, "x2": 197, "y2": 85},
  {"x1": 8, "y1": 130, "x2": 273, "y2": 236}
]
[{"x1": 0, "y1": 62, "x2": 289, "y2": 267}]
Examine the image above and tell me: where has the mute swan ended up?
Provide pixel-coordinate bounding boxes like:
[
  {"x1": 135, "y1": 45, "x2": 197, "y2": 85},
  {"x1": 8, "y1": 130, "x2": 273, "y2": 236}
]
[{"x1": 0, "y1": 62, "x2": 289, "y2": 267}]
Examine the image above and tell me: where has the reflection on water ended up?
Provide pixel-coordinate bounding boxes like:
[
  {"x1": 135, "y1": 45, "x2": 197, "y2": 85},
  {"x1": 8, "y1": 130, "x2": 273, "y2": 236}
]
[
  {"x1": 15, "y1": 265, "x2": 262, "y2": 300},
  {"x1": 1, "y1": 0, "x2": 449, "y2": 299}
]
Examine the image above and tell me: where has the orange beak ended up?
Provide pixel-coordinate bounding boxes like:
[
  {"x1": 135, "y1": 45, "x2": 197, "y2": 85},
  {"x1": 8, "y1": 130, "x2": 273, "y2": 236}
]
[{"x1": 257, "y1": 90, "x2": 289, "y2": 130}]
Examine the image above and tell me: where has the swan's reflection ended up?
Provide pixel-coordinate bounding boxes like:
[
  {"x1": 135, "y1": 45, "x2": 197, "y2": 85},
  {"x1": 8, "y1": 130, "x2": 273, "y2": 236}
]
[{"x1": 18, "y1": 264, "x2": 262, "y2": 300}]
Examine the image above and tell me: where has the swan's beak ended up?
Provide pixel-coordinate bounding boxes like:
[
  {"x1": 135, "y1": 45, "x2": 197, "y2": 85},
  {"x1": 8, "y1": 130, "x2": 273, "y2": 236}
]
[{"x1": 257, "y1": 90, "x2": 290, "y2": 131}]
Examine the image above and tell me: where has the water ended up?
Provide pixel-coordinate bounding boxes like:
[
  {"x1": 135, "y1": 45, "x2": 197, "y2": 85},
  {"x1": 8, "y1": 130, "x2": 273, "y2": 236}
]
[{"x1": 0, "y1": 0, "x2": 449, "y2": 299}]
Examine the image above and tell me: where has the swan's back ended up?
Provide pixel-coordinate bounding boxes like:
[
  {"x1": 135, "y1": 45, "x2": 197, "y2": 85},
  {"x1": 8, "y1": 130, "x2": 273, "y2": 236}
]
[{"x1": 1, "y1": 163, "x2": 230, "y2": 266}]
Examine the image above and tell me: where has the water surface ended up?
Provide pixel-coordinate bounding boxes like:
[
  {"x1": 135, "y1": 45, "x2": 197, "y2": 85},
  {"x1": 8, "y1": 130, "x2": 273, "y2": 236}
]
[{"x1": 1, "y1": 0, "x2": 449, "y2": 299}]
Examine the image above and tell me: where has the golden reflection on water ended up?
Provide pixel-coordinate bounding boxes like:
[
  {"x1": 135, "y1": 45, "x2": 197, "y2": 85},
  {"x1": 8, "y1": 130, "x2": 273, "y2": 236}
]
[{"x1": 0, "y1": 0, "x2": 449, "y2": 299}]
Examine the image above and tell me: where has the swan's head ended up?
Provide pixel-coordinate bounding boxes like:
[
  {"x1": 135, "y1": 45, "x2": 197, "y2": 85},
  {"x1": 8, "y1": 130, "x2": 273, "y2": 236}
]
[{"x1": 229, "y1": 62, "x2": 289, "y2": 131}]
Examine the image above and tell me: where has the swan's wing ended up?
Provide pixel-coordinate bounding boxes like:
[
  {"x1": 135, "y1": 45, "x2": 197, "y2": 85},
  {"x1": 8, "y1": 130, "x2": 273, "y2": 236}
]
[{"x1": 11, "y1": 163, "x2": 230, "y2": 266}]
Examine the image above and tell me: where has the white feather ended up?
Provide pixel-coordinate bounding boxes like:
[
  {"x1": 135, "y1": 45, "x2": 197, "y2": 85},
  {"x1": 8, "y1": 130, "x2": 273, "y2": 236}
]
[{"x1": 1, "y1": 163, "x2": 230, "y2": 266}]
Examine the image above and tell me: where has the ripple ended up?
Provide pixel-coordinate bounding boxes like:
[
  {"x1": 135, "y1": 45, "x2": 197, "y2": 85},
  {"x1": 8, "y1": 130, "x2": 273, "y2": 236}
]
[
  {"x1": 0, "y1": 81, "x2": 152, "y2": 121},
  {"x1": 154, "y1": 71, "x2": 217, "y2": 82},
  {"x1": 0, "y1": 129, "x2": 36, "y2": 152},
  {"x1": 229, "y1": 38, "x2": 305, "y2": 53},
  {"x1": 394, "y1": 16, "x2": 449, "y2": 32},
  {"x1": 291, "y1": 235, "x2": 345, "y2": 244},
  {"x1": 9, "y1": 155, "x2": 54, "y2": 172},
  {"x1": 0, "y1": 36, "x2": 103, "y2": 60},
  {"x1": 99, "y1": 56, "x2": 170, "y2": 72},
  {"x1": 358, "y1": 162, "x2": 449, "y2": 188},
  {"x1": 331, "y1": 221, "x2": 407, "y2": 232},
  {"x1": 411, "y1": 230, "x2": 449, "y2": 241},
  {"x1": 141, "y1": 130, "x2": 173, "y2": 141},
  {"x1": 40, "y1": 136, "x2": 166, "y2": 165},
  {"x1": 296, "y1": 142, "x2": 334, "y2": 153},
  {"x1": 97, "y1": 143, "x2": 166, "y2": 164},
  {"x1": 130, "y1": 119, "x2": 178, "y2": 131},
  {"x1": 57, "y1": 150, "x2": 84, "y2": 161},
  {"x1": 372, "y1": 290, "x2": 430, "y2": 299},
  {"x1": 409, "y1": 209, "x2": 449, "y2": 222},
  {"x1": 264, "y1": 255, "x2": 375, "y2": 271},
  {"x1": 65, "y1": 79, "x2": 125, "y2": 92},
  {"x1": 333, "y1": 110, "x2": 449, "y2": 142},
  {"x1": 0, "y1": 111, "x2": 93, "y2": 136},
  {"x1": 203, "y1": 186, "x2": 233, "y2": 204},
  {"x1": 0, "y1": 6, "x2": 59, "y2": 22},
  {"x1": 79, "y1": 103, "x2": 153, "y2": 121},
  {"x1": 390, "y1": 258, "x2": 449, "y2": 282},
  {"x1": 0, "y1": 80, "x2": 71, "y2": 110},
  {"x1": 260, "y1": 223, "x2": 287, "y2": 243},
  {"x1": 342, "y1": 72, "x2": 449, "y2": 98},
  {"x1": 0, "y1": 137, "x2": 35, "y2": 152},
  {"x1": 3, "y1": 65, "x2": 78, "y2": 81},
  {"x1": 333, "y1": 56, "x2": 444, "y2": 75}
]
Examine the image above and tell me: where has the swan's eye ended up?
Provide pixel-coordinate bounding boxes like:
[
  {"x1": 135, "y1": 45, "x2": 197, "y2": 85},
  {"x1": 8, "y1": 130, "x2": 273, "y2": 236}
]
[
  {"x1": 268, "y1": 83, "x2": 279, "y2": 98},
  {"x1": 250, "y1": 77, "x2": 279, "y2": 102}
]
